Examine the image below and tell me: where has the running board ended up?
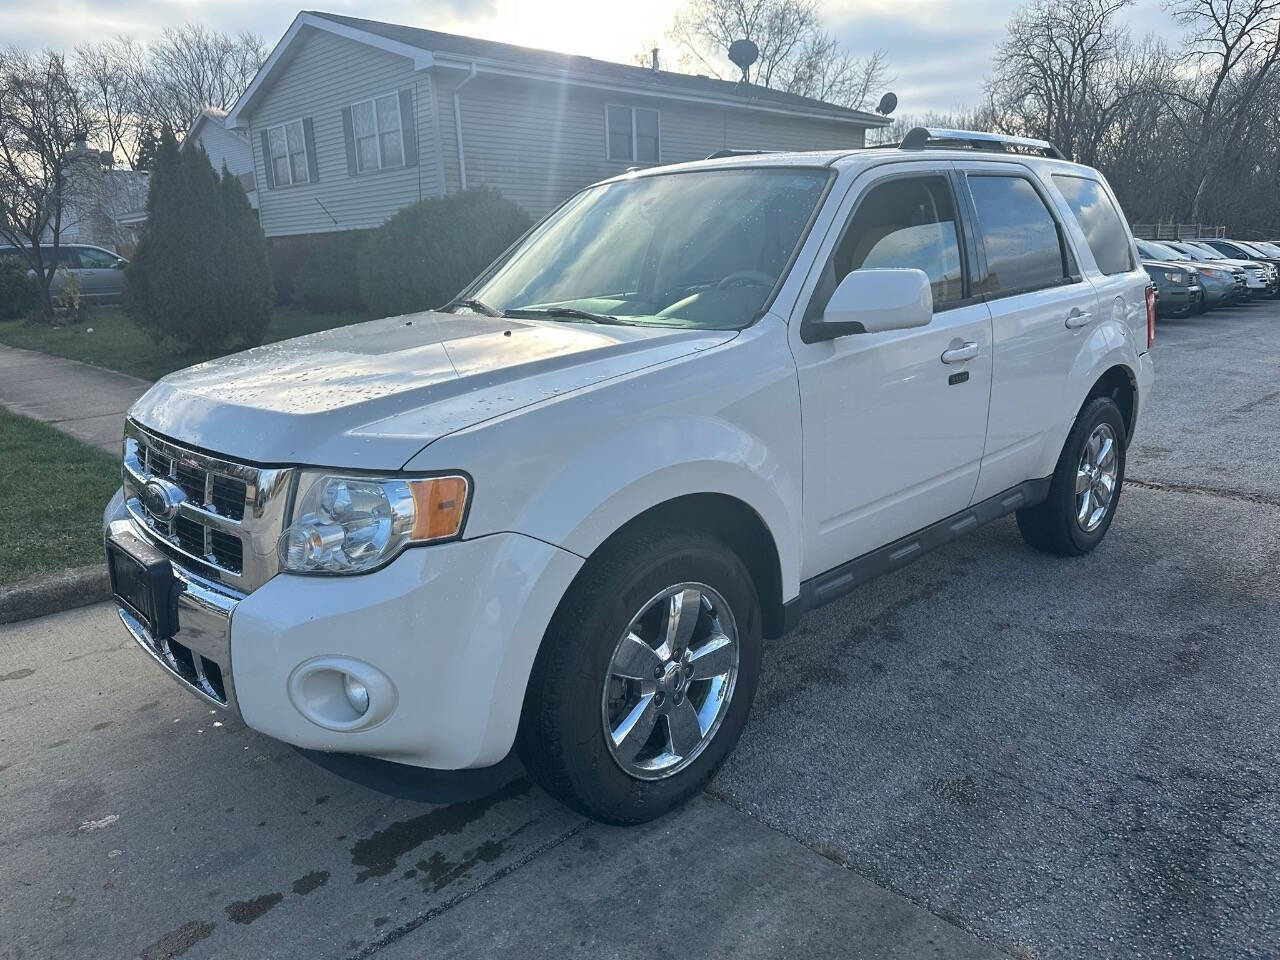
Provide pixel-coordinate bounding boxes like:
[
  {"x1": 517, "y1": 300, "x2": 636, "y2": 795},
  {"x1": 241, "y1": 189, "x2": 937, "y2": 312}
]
[{"x1": 782, "y1": 478, "x2": 1051, "y2": 632}]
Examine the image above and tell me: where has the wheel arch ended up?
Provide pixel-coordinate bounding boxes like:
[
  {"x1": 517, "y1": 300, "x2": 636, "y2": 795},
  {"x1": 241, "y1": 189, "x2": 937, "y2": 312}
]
[
  {"x1": 574, "y1": 492, "x2": 788, "y2": 640},
  {"x1": 1080, "y1": 363, "x2": 1137, "y2": 444}
]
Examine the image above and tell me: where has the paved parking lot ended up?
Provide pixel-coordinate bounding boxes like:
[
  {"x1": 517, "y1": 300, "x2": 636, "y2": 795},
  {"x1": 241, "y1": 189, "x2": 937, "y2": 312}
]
[{"x1": 3, "y1": 300, "x2": 1279, "y2": 959}]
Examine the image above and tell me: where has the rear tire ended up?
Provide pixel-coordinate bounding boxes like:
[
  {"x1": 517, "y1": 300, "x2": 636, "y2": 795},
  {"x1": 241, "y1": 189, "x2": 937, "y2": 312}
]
[
  {"x1": 1017, "y1": 397, "x2": 1126, "y2": 556},
  {"x1": 517, "y1": 527, "x2": 762, "y2": 824}
]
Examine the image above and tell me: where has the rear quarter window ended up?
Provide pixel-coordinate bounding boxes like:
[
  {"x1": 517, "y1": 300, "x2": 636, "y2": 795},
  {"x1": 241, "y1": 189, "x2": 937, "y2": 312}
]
[{"x1": 1053, "y1": 175, "x2": 1134, "y2": 276}]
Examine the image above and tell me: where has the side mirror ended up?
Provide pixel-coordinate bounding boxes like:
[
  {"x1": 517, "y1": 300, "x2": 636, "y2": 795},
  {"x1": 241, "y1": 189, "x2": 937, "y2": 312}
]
[{"x1": 803, "y1": 268, "x2": 934, "y2": 343}]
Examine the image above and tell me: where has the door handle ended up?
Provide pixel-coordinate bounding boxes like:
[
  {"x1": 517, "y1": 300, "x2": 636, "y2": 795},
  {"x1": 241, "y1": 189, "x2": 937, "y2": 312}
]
[
  {"x1": 1065, "y1": 310, "x2": 1093, "y2": 329},
  {"x1": 941, "y1": 342, "x2": 980, "y2": 364}
]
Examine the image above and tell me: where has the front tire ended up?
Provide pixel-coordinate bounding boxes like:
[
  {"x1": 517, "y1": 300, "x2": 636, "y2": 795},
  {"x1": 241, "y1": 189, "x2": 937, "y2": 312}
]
[
  {"x1": 517, "y1": 528, "x2": 762, "y2": 824},
  {"x1": 1016, "y1": 396, "x2": 1126, "y2": 556}
]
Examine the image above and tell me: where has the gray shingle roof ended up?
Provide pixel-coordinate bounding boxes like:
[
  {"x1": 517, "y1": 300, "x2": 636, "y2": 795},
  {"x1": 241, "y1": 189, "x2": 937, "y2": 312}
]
[{"x1": 307, "y1": 11, "x2": 888, "y2": 126}]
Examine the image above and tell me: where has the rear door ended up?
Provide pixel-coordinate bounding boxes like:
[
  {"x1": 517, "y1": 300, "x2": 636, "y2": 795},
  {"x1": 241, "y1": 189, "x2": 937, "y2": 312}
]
[
  {"x1": 955, "y1": 160, "x2": 1101, "y2": 501},
  {"x1": 1049, "y1": 171, "x2": 1149, "y2": 352}
]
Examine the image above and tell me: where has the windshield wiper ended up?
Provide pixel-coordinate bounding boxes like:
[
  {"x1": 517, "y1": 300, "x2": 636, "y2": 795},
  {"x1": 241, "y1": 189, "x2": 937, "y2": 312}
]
[
  {"x1": 502, "y1": 306, "x2": 631, "y2": 326},
  {"x1": 446, "y1": 297, "x2": 502, "y2": 317}
]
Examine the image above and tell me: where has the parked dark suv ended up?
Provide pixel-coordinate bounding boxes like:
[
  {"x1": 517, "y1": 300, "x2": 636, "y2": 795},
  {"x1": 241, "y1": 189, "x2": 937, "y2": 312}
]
[
  {"x1": 1136, "y1": 239, "x2": 1244, "y2": 309},
  {"x1": 1141, "y1": 259, "x2": 1202, "y2": 317}
]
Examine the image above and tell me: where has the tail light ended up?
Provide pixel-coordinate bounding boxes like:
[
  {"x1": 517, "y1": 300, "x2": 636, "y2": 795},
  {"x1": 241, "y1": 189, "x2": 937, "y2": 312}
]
[{"x1": 1145, "y1": 285, "x2": 1156, "y2": 348}]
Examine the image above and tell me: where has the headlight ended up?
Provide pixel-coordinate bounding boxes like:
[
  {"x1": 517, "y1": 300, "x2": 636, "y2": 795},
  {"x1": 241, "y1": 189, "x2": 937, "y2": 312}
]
[
  {"x1": 1163, "y1": 271, "x2": 1184, "y2": 283},
  {"x1": 278, "y1": 473, "x2": 469, "y2": 574}
]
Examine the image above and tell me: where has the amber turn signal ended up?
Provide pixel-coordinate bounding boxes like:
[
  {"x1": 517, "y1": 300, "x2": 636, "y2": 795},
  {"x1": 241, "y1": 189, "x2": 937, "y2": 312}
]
[{"x1": 408, "y1": 475, "x2": 469, "y2": 542}]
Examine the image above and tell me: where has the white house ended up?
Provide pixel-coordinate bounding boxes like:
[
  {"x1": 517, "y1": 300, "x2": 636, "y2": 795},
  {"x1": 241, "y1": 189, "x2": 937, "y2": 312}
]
[
  {"x1": 225, "y1": 11, "x2": 891, "y2": 243},
  {"x1": 185, "y1": 107, "x2": 258, "y2": 208},
  {"x1": 38, "y1": 143, "x2": 150, "y2": 254}
]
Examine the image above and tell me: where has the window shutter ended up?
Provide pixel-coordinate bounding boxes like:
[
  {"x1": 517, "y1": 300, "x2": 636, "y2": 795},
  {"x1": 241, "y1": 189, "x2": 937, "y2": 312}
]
[
  {"x1": 259, "y1": 130, "x2": 276, "y2": 190},
  {"x1": 341, "y1": 106, "x2": 358, "y2": 177},
  {"x1": 399, "y1": 89, "x2": 418, "y2": 167},
  {"x1": 302, "y1": 118, "x2": 319, "y2": 183}
]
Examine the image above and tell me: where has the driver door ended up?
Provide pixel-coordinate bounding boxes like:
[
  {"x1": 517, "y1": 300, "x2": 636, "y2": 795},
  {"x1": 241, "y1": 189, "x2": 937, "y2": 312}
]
[
  {"x1": 789, "y1": 163, "x2": 993, "y2": 578},
  {"x1": 74, "y1": 246, "x2": 124, "y2": 300}
]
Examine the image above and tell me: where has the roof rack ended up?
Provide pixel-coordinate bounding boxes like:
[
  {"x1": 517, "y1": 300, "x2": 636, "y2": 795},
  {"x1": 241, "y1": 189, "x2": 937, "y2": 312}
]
[
  {"x1": 899, "y1": 127, "x2": 1065, "y2": 160},
  {"x1": 704, "y1": 148, "x2": 772, "y2": 160}
]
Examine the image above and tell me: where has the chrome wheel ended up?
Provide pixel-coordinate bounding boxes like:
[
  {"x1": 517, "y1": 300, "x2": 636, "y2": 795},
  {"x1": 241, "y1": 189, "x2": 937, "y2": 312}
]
[
  {"x1": 601, "y1": 583, "x2": 739, "y2": 781},
  {"x1": 1075, "y1": 422, "x2": 1119, "y2": 532}
]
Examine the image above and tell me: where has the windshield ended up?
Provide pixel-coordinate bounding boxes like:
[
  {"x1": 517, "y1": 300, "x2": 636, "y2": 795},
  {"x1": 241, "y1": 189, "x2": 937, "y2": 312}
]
[
  {"x1": 1140, "y1": 240, "x2": 1187, "y2": 261},
  {"x1": 458, "y1": 167, "x2": 831, "y2": 329},
  {"x1": 1177, "y1": 242, "x2": 1224, "y2": 259},
  {"x1": 1255, "y1": 241, "x2": 1280, "y2": 256}
]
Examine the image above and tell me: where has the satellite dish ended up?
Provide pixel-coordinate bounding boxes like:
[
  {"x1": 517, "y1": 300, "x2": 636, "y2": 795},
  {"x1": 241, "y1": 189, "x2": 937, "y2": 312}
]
[
  {"x1": 876, "y1": 92, "x2": 898, "y2": 116},
  {"x1": 728, "y1": 39, "x2": 759, "y2": 79}
]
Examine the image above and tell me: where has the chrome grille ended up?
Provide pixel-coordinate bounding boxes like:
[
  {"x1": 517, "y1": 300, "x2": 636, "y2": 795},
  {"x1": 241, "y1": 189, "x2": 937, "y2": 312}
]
[{"x1": 121, "y1": 421, "x2": 295, "y2": 592}]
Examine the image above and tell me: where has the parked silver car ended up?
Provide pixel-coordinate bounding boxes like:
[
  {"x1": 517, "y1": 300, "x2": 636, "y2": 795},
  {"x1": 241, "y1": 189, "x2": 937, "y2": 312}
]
[{"x1": 0, "y1": 244, "x2": 129, "y2": 303}]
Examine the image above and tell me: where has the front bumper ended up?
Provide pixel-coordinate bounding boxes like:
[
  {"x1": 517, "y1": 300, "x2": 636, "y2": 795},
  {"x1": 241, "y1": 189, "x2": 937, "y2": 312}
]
[
  {"x1": 106, "y1": 488, "x2": 584, "y2": 770},
  {"x1": 1156, "y1": 284, "x2": 1202, "y2": 317}
]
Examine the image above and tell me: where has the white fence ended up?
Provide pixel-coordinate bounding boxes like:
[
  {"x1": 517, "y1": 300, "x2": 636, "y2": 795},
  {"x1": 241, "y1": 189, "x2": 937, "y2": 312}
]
[{"x1": 1131, "y1": 223, "x2": 1227, "y2": 240}]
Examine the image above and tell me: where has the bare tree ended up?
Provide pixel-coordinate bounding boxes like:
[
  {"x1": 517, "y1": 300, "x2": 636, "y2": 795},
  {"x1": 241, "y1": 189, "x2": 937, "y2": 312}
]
[
  {"x1": 1167, "y1": 0, "x2": 1280, "y2": 218},
  {"x1": 987, "y1": 0, "x2": 1139, "y2": 164},
  {"x1": 138, "y1": 25, "x2": 268, "y2": 135},
  {"x1": 868, "y1": 104, "x2": 1003, "y2": 146},
  {"x1": 74, "y1": 37, "x2": 148, "y2": 167},
  {"x1": 783, "y1": 41, "x2": 891, "y2": 111},
  {"x1": 668, "y1": 0, "x2": 891, "y2": 109},
  {"x1": 0, "y1": 47, "x2": 98, "y2": 320}
]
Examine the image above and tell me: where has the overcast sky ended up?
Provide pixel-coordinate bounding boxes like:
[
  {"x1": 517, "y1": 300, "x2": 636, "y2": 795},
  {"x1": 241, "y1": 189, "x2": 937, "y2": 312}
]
[{"x1": 1, "y1": 0, "x2": 1187, "y2": 114}]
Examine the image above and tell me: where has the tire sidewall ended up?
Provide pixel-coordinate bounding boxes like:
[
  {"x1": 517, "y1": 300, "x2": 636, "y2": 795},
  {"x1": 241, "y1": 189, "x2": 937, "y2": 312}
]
[
  {"x1": 531, "y1": 532, "x2": 762, "y2": 823},
  {"x1": 1058, "y1": 397, "x2": 1127, "y2": 553}
]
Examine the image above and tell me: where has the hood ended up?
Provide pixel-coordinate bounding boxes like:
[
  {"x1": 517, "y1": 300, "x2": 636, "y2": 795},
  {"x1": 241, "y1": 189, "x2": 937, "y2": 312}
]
[{"x1": 130, "y1": 312, "x2": 735, "y2": 468}]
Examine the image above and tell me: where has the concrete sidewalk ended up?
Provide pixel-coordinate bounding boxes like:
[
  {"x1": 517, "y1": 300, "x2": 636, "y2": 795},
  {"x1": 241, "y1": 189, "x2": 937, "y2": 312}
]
[{"x1": 0, "y1": 344, "x2": 150, "y2": 454}]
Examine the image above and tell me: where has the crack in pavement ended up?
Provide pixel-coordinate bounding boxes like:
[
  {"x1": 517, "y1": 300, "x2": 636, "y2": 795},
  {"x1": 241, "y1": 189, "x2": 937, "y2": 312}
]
[
  {"x1": 1126, "y1": 477, "x2": 1280, "y2": 509},
  {"x1": 348, "y1": 819, "x2": 591, "y2": 959}
]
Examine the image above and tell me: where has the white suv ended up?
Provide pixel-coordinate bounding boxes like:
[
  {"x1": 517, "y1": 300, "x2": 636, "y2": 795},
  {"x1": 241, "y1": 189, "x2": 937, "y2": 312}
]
[{"x1": 104, "y1": 129, "x2": 1155, "y2": 823}]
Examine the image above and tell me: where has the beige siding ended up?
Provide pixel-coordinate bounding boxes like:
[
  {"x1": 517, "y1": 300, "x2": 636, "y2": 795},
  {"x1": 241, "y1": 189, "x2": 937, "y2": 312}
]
[
  {"x1": 249, "y1": 28, "x2": 441, "y2": 237},
  {"x1": 247, "y1": 26, "x2": 875, "y2": 234},
  {"x1": 434, "y1": 71, "x2": 868, "y2": 216}
]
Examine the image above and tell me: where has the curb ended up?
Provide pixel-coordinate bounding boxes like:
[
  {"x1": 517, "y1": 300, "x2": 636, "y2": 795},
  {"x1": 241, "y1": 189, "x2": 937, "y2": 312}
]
[{"x1": 0, "y1": 565, "x2": 111, "y2": 625}]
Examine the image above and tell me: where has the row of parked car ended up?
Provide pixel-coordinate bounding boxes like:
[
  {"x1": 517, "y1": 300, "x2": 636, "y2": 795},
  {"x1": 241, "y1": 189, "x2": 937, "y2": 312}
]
[{"x1": 1137, "y1": 237, "x2": 1280, "y2": 317}]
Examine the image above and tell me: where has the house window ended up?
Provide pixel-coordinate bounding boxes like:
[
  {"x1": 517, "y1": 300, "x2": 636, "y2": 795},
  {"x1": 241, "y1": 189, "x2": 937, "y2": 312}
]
[
  {"x1": 266, "y1": 120, "x2": 309, "y2": 186},
  {"x1": 351, "y1": 93, "x2": 404, "y2": 172},
  {"x1": 606, "y1": 105, "x2": 659, "y2": 164}
]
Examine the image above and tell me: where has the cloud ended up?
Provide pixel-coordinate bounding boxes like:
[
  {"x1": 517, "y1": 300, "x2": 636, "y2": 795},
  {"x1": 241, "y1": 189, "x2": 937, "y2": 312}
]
[{"x1": 0, "y1": 0, "x2": 1193, "y2": 116}]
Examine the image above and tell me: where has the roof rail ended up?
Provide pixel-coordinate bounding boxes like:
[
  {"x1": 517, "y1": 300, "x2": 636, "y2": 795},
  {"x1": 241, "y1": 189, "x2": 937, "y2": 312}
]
[
  {"x1": 900, "y1": 127, "x2": 1066, "y2": 160},
  {"x1": 704, "y1": 148, "x2": 772, "y2": 160}
]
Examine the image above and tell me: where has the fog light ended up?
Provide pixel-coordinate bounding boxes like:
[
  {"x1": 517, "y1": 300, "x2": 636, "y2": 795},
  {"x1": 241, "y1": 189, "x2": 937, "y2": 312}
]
[
  {"x1": 343, "y1": 675, "x2": 370, "y2": 715},
  {"x1": 287, "y1": 657, "x2": 397, "y2": 732}
]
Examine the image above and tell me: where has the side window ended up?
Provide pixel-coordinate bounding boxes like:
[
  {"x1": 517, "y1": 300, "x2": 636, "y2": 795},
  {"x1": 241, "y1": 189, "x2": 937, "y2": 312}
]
[
  {"x1": 78, "y1": 248, "x2": 118, "y2": 268},
  {"x1": 1053, "y1": 175, "x2": 1133, "y2": 275},
  {"x1": 967, "y1": 175, "x2": 1070, "y2": 296},
  {"x1": 812, "y1": 175, "x2": 965, "y2": 317}
]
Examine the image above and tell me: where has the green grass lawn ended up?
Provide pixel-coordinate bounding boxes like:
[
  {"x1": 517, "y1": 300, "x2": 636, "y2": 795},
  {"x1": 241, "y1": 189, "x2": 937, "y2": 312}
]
[
  {"x1": 0, "y1": 408, "x2": 123, "y2": 585},
  {"x1": 0, "y1": 304, "x2": 373, "y2": 382}
]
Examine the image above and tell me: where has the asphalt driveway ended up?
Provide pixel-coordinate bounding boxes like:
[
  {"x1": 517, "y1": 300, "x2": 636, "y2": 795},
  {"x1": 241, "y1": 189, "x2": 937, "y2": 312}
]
[{"x1": 3, "y1": 299, "x2": 1279, "y2": 959}]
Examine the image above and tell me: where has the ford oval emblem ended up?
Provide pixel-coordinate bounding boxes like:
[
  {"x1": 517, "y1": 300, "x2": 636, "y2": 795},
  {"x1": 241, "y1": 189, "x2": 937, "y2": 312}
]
[{"x1": 141, "y1": 477, "x2": 186, "y2": 521}]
